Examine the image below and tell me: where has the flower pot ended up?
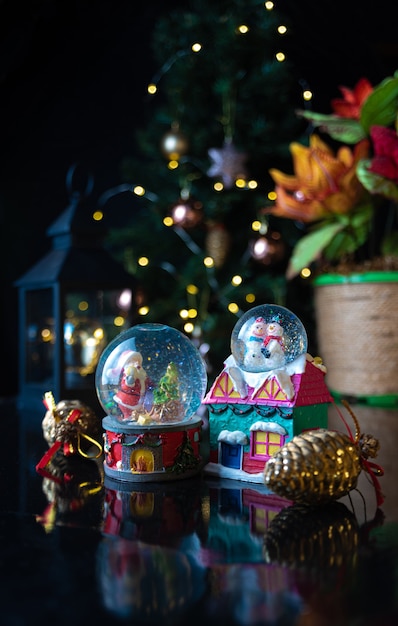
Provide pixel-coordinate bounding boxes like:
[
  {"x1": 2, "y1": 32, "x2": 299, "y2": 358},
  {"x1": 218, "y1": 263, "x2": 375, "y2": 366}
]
[{"x1": 314, "y1": 271, "x2": 398, "y2": 406}]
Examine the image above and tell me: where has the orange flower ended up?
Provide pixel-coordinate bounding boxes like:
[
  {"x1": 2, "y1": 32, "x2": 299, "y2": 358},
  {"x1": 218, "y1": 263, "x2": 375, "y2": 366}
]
[
  {"x1": 267, "y1": 134, "x2": 370, "y2": 223},
  {"x1": 330, "y1": 77, "x2": 373, "y2": 119}
]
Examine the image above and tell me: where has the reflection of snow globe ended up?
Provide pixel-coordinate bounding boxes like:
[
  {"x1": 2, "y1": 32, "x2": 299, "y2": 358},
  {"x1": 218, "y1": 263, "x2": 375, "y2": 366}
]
[
  {"x1": 231, "y1": 304, "x2": 308, "y2": 373},
  {"x1": 96, "y1": 323, "x2": 208, "y2": 482}
]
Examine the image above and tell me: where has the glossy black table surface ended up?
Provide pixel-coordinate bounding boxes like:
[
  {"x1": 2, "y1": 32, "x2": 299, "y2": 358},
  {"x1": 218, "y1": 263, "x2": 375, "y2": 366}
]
[{"x1": 1, "y1": 398, "x2": 397, "y2": 626}]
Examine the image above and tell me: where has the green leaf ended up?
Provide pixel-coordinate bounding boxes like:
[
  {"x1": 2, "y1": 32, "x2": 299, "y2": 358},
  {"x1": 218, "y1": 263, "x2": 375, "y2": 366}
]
[
  {"x1": 382, "y1": 231, "x2": 398, "y2": 256},
  {"x1": 357, "y1": 159, "x2": 398, "y2": 201},
  {"x1": 296, "y1": 110, "x2": 365, "y2": 143},
  {"x1": 286, "y1": 221, "x2": 345, "y2": 279},
  {"x1": 360, "y1": 75, "x2": 398, "y2": 133}
]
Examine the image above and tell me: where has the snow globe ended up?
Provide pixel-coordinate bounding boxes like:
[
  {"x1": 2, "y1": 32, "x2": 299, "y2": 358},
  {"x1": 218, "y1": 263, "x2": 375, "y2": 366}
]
[
  {"x1": 202, "y1": 303, "x2": 332, "y2": 483},
  {"x1": 96, "y1": 323, "x2": 208, "y2": 482}
]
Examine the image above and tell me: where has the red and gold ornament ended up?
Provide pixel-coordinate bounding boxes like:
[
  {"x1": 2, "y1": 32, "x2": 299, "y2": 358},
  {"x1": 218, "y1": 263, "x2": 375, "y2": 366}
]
[{"x1": 37, "y1": 392, "x2": 103, "y2": 482}]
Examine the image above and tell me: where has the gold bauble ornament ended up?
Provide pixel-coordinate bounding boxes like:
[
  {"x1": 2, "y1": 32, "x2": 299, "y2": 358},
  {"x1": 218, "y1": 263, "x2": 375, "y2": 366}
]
[
  {"x1": 160, "y1": 123, "x2": 189, "y2": 160},
  {"x1": 42, "y1": 395, "x2": 102, "y2": 453}
]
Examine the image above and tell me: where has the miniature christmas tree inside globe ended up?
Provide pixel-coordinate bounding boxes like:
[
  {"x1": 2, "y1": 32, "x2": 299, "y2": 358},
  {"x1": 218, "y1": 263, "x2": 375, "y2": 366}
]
[
  {"x1": 231, "y1": 304, "x2": 308, "y2": 373},
  {"x1": 96, "y1": 323, "x2": 208, "y2": 425}
]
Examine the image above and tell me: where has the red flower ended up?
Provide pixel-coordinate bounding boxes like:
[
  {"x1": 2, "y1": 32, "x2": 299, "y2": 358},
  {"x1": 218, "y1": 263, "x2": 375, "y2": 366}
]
[
  {"x1": 368, "y1": 126, "x2": 398, "y2": 183},
  {"x1": 331, "y1": 78, "x2": 373, "y2": 120}
]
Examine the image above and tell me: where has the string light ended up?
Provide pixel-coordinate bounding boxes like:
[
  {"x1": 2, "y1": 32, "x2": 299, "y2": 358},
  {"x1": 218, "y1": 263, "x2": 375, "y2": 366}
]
[
  {"x1": 246, "y1": 293, "x2": 256, "y2": 303},
  {"x1": 303, "y1": 89, "x2": 313, "y2": 101},
  {"x1": 92, "y1": 211, "x2": 103, "y2": 221},
  {"x1": 300, "y1": 267, "x2": 312, "y2": 279},
  {"x1": 133, "y1": 185, "x2": 145, "y2": 197},
  {"x1": 163, "y1": 216, "x2": 174, "y2": 227},
  {"x1": 146, "y1": 47, "x2": 200, "y2": 96},
  {"x1": 252, "y1": 220, "x2": 261, "y2": 232},
  {"x1": 228, "y1": 302, "x2": 239, "y2": 314},
  {"x1": 277, "y1": 25, "x2": 287, "y2": 35},
  {"x1": 214, "y1": 182, "x2": 224, "y2": 191},
  {"x1": 264, "y1": 1, "x2": 274, "y2": 10},
  {"x1": 275, "y1": 51, "x2": 285, "y2": 62},
  {"x1": 204, "y1": 257, "x2": 214, "y2": 268},
  {"x1": 138, "y1": 306, "x2": 150, "y2": 316},
  {"x1": 138, "y1": 256, "x2": 149, "y2": 267},
  {"x1": 231, "y1": 275, "x2": 243, "y2": 286},
  {"x1": 237, "y1": 24, "x2": 249, "y2": 34},
  {"x1": 184, "y1": 322, "x2": 195, "y2": 333}
]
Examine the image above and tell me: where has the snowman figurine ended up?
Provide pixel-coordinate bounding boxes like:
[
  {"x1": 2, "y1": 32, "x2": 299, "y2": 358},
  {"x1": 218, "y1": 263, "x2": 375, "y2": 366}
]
[
  {"x1": 242, "y1": 316, "x2": 269, "y2": 372},
  {"x1": 263, "y1": 320, "x2": 286, "y2": 370}
]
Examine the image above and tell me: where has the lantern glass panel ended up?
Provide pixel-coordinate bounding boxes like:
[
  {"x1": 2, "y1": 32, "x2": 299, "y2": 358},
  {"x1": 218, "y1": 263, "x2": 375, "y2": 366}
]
[
  {"x1": 25, "y1": 288, "x2": 54, "y2": 385},
  {"x1": 64, "y1": 288, "x2": 132, "y2": 390}
]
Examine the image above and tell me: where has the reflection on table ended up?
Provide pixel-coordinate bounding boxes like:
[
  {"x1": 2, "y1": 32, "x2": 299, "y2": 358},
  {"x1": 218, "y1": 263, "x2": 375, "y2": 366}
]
[{"x1": 2, "y1": 398, "x2": 398, "y2": 625}]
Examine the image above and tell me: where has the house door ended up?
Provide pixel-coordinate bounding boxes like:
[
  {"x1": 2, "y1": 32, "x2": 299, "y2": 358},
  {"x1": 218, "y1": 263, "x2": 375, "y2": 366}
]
[{"x1": 220, "y1": 442, "x2": 242, "y2": 469}]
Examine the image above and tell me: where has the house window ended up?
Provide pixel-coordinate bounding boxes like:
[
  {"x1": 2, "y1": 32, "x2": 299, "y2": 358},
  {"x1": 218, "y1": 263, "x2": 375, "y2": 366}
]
[
  {"x1": 251, "y1": 430, "x2": 285, "y2": 459},
  {"x1": 250, "y1": 505, "x2": 280, "y2": 535}
]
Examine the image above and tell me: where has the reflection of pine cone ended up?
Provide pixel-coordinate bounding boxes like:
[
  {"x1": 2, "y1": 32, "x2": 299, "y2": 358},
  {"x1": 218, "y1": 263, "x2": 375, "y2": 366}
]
[
  {"x1": 264, "y1": 429, "x2": 362, "y2": 504},
  {"x1": 263, "y1": 501, "x2": 359, "y2": 571}
]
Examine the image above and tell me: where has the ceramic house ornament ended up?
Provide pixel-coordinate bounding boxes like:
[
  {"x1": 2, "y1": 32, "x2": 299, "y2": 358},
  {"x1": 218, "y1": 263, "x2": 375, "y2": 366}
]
[
  {"x1": 96, "y1": 323, "x2": 208, "y2": 482},
  {"x1": 203, "y1": 304, "x2": 332, "y2": 483}
]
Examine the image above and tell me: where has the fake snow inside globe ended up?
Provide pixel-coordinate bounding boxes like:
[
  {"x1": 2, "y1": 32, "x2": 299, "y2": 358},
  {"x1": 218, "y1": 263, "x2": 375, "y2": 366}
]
[
  {"x1": 231, "y1": 304, "x2": 308, "y2": 373},
  {"x1": 96, "y1": 323, "x2": 208, "y2": 426}
]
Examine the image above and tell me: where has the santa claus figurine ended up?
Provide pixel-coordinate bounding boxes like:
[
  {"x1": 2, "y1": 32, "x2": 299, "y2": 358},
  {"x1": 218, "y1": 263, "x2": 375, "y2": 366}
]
[{"x1": 113, "y1": 351, "x2": 150, "y2": 420}]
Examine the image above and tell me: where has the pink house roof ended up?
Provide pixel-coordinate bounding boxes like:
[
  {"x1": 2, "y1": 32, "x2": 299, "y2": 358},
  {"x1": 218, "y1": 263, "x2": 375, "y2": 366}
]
[{"x1": 203, "y1": 359, "x2": 332, "y2": 408}]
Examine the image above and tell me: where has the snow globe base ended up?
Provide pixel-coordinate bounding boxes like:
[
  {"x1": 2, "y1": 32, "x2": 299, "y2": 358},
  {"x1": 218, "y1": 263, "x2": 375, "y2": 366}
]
[{"x1": 102, "y1": 414, "x2": 204, "y2": 482}]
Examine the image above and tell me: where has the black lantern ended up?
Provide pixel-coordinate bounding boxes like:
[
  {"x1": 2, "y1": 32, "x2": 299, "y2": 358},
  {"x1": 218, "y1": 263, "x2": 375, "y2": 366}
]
[{"x1": 15, "y1": 169, "x2": 138, "y2": 415}]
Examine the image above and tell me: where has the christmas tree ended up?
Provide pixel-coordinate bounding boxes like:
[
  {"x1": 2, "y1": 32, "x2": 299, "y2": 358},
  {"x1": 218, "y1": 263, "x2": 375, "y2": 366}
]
[{"x1": 105, "y1": 0, "x2": 310, "y2": 376}]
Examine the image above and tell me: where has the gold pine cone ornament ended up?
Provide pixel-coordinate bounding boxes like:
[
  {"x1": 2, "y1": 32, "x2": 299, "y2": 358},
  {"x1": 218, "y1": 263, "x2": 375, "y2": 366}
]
[{"x1": 263, "y1": 401, "x2": 383, "y2": 505}]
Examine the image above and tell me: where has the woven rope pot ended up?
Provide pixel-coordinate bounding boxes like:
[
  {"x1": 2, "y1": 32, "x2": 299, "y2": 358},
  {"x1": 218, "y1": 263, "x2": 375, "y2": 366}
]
[{"x1": 314, "y1": 271, "x2": 398, "y2": 406}]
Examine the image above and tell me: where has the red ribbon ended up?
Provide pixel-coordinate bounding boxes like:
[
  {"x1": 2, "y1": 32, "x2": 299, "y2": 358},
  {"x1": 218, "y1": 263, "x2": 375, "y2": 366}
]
[
  {"x1": 333, "y1": 399, "x2": 385, "y2": 507},
  {"x1": 361, "y1": 457, "x2": 385, "y2": 507},
  {"x1": 36, "y1": 408, "x2": 83, "y2": 482}
]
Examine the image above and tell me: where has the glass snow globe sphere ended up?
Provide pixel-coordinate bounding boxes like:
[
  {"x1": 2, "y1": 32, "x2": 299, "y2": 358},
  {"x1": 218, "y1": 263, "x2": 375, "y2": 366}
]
[
  {"x1": 231, "y1": 304, "x2": 308, "y2": 373},
  {"x1": 96, "y1": 323, "x2": 208, "y2": 425}
]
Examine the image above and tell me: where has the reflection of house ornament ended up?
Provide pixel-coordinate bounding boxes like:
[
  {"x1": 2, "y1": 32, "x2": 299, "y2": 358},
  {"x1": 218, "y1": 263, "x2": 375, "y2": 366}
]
[{"x1": 202, "y1": 302, "x2": 332, "y2": 484}]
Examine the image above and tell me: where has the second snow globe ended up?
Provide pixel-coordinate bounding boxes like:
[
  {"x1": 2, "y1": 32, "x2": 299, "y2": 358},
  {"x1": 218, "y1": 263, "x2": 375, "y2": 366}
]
[{"x1": 96, "y1": 323, "x2": 208, "y2": 482}]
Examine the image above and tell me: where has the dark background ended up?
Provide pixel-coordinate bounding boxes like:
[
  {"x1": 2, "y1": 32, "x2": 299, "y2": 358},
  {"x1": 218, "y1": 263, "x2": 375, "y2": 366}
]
[{"x1": 1, "y1": 0, "x2": 398, "y2": 397}]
